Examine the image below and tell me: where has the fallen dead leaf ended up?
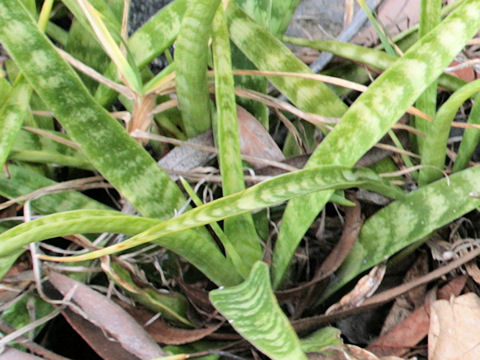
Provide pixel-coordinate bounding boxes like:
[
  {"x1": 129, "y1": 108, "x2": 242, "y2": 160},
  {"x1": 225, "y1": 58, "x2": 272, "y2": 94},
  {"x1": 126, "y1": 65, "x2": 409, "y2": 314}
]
[
  {"x1": 429, "y1": 292, "x2": 480, "y2": 360},
  {"x1": 368, "y1": 276, "x2": 466, "y2": 357},
  {"x1": 380, "y1": 254, "x2": 429, "y2": 335},
  {"x1": 48, "y1": 271, "x2": 166, "y2": 360},
  {"x1": 122, "y1": 305, "x2": 222, "y2": 345},
  {"x1": 61, "y1": 307, "x2": 141, "y2": 360},
  {"x1": 237, "y1": 106, "x2": 285, "y2": 167}
]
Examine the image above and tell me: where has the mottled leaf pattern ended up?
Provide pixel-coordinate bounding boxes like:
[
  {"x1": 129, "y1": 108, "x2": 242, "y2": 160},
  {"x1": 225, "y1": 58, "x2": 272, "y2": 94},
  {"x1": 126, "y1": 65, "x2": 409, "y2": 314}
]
[
  {"x1": 210, "y1": 262, "x2": 308, "y2": 360},
  {"x1": 212, "y1": 7, "x2": 262, "y2": 269},
  {"x1": 273, "y1": 0, "x2": 480, "y2": 288},
  {"x1": 175, "y1": 0, "x2": 220, "y2": 137},
  {"x1": 323, "y1": 165, "x2": 480, "y2": 301}
]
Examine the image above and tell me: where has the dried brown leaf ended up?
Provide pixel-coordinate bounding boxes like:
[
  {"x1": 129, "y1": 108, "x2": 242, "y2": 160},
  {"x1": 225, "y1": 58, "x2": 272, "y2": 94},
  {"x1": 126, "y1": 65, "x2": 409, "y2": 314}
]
[
  {"x1": 429, "y1": 293, "x2": 480, "y2": 360},
  {"x1": 237, "y1": 106, "x2": 285, "y2": 167},
  {"x1": 48, "y1": 272, "x2": 166, "y2": 360},
  {"x1": 368, "y1": 276, "x2": 466, "y2": 358}
]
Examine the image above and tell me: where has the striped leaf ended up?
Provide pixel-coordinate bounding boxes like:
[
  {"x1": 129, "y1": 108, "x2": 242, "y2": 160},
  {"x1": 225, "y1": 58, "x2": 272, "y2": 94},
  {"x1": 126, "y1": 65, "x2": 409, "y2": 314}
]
[
  {"x1": 175, "y1": 0, "x2": 220, "y2": 137},
  {"x1": 273, "y1": 0, "x2": 480, "y2": 288},
  {"x1": 37, "y1": 166, "x2": 403, "y2": 262},
  {"x1": 95, "y1": 0, "x2": 188, "y2": 106},
  {"x1": 323, "y1": 165, "x2": 480, "y2": 301},
  {"x1": 212, "y1": 7, "x2": 261, "y2": 270},
  {"x1": 210, "y1": 262, "x2": 307, "y2": 360},
  {"x1": 0, "y1": 209, "x2": 240, "y2": 285},
  {"x1": 420, "y1": 78, "x2": 480, "y2": 184},
  {"x1": 0, "y1": 77, "x2": 31, "y2": 168},
  {"x1": 0, "y1": 0, "x2": 186, "y2": 219},
  {"x1": 225, "y1": 3, "x2": 347, "y2": 118}
]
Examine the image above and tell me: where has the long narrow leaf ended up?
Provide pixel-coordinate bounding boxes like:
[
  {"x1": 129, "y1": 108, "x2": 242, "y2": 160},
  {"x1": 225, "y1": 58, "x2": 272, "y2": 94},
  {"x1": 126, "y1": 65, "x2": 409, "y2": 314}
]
[
  {"x1": 415, "y1": 0, "x2": 441, "y2": 154},
  {"x1": 210, "y1": 262, "x2": 308, "y2": 360},
  {"x1": 453, "y1": 93, "x2": 480, "y2": 171},
  {"x1": 0, "y1": 77, "x2": 31, "y2": 168},
  {"x1": 225, "y1": 3, "x2": 347, "y2": 118},
  {"x1": 37, "y1": 165, "x2": 403, "y2": 262},
  {"x1": 0, "y1": 209, "x2": 240, "y2": 285},
  {"x1": 95, "y1": 0, "x2": 188, "y2": 106},
  {"x1": 282, "y1": 37, "x2": 466, "y2": 93},
  {"x1": 273, "y1": 0, "x2": 480, "y2": 288},
  {"x1": 175, "y1": 0, "x2": 220, "y2": 137},
  {"x1": 0, "y1": 0, "x2": 185, "y2": 219},
  {"x1": 322, "y1": 165, "x2": 480, "y2": 302},
  {"x1": 420, "y1": 78, "x2": 480, "y2": 185},
  {"x1": 212, "y1": 7, "x2": 261, "y2": 270}
]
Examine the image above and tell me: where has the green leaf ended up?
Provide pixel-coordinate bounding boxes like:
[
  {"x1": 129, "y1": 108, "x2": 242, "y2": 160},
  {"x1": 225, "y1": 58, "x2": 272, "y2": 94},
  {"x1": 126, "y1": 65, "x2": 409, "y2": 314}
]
[
  {"x1": 0, "y1": 209, "x2": 239, "y2": 285},
  {"x1": 322, "y1": 165, "x2": 480, "y2": 301},
  {"x1": 42, "y1": 166, "x2": 403, "y2": 261},
  {"x1": 212, "y1": 7, "x2": 261, "y2": 270},
  {"x1": 300, "y1": 327, "x2": 342, "y2": 353},
  {"x1": 210, "y1": 262, "x2": 307, "y2": 360},
  {"x1": 0, "y1": 164, "x2": 110, "y2": 278},
  {"x1": 420, "y1": 78, "x2": 480, "y2": 185},
  {"x1": 106, "y1": 262, "x2": 193, "y2": 326},
  {"x1": 273, "y1": 0, "x2": 480, "y2": 288},
  {"x1": 0, "y1": 0, "x2": 186, "y2": 219},
  {"x1": 415, "y1": 0, "x2": 441, "y2": 154},
  {"x1": 95, "y1": 0, "x2": 188, "y2": 106},
  {"x1": 453, "y1": 93, "x2": 480, "y2": 171},
  {"x1": 0, "y1": 77, "x2": 31, "y2": 168},
  {"x1": 76, "y1": 0, "x2": 142, "y2": 93},
  {"x1": 226, "y1": 3, "x2": 347, "y2": 118},
  {"x1": 282, "y1": 37, "x2": 467, "y2": 93},
  {"x1": 175, "y1": 0, "x2": 220, "y2": 137}
]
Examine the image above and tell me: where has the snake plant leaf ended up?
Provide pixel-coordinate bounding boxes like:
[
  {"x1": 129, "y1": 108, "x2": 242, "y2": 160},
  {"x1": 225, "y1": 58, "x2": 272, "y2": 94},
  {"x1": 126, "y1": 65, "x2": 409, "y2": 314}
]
[
  {"x1": 210, "y1": 262, "x2": 308, "y2": 360},
  {"x1": 0, "y1": 0, "x2": 231, "y2": 285},
  {"x1": 232, "y1": 0, "x2": 301, "y2": 127},
  {"x1": 282, "y1": 37, "x2": 467, "y2": 93},
  {"x1": 175, "y1": 0, "x2": 220, "y2": 137},
  {"x1": 95, "y1": 0, "x2": 188, "y2": 106},
  {"x1": 420, "y1": 78, "x2": 480, "y2": 185},
  {"x1": 0, "y1": 0, "x2": 187, "y2": 219},
  {"x1": 415, "y1": 0, "x2": 442, "y2": 154},
  {"x1": 0, "y1": 164, "x2": 110, "y2": 278},
  {"x1": 322, "y1": 165, "x2": 480, "y2": 302},
  {"x1": 273, "y1": 0, "x2": 480, "y2": 288},
  {"x1": 212, "y1": 7, "x2": 262, "y2": 270},
  {"x1": 43, "y1": 166, "x2": 403, "y2": 262},
  {"x1": 0, "y1": 77, "x2": 31, "y2": 169},
  {"x1": 225, "y1": 3, "x2": 347, "y2": 118},
  {"x1": 9, "y1": 150, "x2": 94, "y2": 170},
  {"x1": 0, "y1": 209, "x2": 240, "y2": 285},
  {"x1": 300, "y1": 327, "x2": 342, "y2": 353},
  {"x1": 453, "y1": 93, "x2": 480, "y2": 172},
  {"x1": 61, "y1": 0, "x2": 121, "y2": 38}
]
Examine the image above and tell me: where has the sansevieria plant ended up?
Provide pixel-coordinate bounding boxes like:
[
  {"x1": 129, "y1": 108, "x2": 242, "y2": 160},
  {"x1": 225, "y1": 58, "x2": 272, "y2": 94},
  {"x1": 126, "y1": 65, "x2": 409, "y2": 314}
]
[{"x1": 0, "y1": 0, "x2": 480, "y2": 358}]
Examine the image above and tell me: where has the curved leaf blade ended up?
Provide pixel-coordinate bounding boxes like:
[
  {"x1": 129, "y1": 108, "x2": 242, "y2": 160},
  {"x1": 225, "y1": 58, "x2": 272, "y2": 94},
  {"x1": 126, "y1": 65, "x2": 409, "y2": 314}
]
[
  {"x1": 274, "y1": 0, "x2": 480, "y2": 288},
  {"x1": 0, "y1": 77, "x2": 31, "y2": 168},
  {"x1": 42, "y1": 166, "x2": 403, "y2": 261},
  {"x1": 175, "y1": 0, "x2": 220, "y2": 137},
  {"x1": 0, "y1": 0, "x2": 186, "y2": 219},
  {"x1": 0, "y1": 209, "x2": 239, "y2": 285},
  {"x1": 210, "y1": 262, "x2": 308, "y2": 360},
  {"x1": 212, "y1": 7, "x2": 261, "y2": 270},
  {"x1": 420, "y1": 78, "x2": 480, "y2": 184},
  {"x1": 225, "y1": 3, "x2": 347, "y2": 118},
  {"x1": 323, "y1": 165, "x2": 480, "y2": 301}
]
